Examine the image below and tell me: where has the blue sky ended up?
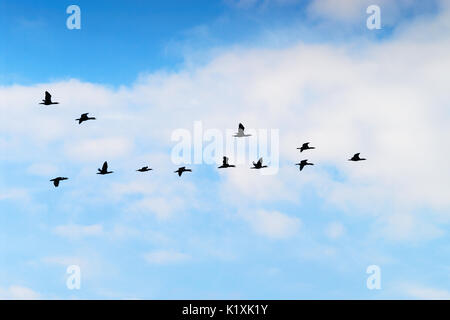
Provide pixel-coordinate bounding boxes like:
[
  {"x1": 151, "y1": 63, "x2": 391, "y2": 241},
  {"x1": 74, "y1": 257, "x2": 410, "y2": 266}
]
[{"x1": 1, "y1": 0, "x2": 450, "y2": 299}]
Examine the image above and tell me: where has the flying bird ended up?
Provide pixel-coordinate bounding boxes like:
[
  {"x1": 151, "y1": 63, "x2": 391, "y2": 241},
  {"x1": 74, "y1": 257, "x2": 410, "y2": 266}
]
[
  {"x1": 174, "y1": 167, "x2": 192, "y2": 176},
  {"x1": 39, "y1": 91, "x2": 59, "y2": 105},
  {"x1": 76, "y1": 113, "x2": 96, "y2": 124},
  {"x1": 233, "y1": 123, "x2": 251, "y2": 137},
  {"x1": 349, "y1": 153, "x2": 367, "y2": 161},
  {"x1": 50, "y1": 177, "x2": 68, "y2": 187},
  {"x1": 251, "y1": 158, "x2": 268, "y2": 169},
  {"x1": 97, "y1": 161, "x2": 113, "y2": 175},
  {"x1": 297, "y1": 142, "x2": 315, "y2": 153},
  {"x1": 218, "y1": 156, "x2": 235, "y2": 169},
  {"x1": 296, "y1": 159, "x2": 314, "y2": 171},
  {"x1": 137, "y1": 166, "x2": 153, "y2": 172}
]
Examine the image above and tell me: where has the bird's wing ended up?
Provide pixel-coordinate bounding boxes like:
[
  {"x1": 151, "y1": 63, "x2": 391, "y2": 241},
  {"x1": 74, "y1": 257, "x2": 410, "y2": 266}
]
[
  {"x1": 45, "y1": 91, "x2": 51, "y2": 100},
  {"x1": 239, "y1": 123, "x2": 245, "y2": 131},
  {"x1": 102, "y1": 162, "x2": 108, "y2": 171},
  {"x1": 223, "y1": 156, "x2": 228, "y2": 165},
  {"x1": 257, "y1": 158, "x2": 263, "y2": 165},
  {"x1": 81, "y1": 113, "x2": 89, "y2": 117},
  {"x1": 53, "y1": 179, "x2": 59, "y2": 187},
  {"x1": 355, "y1": 153, "x2": 360, "y2": 157},
  {"x1": 178, "y1": 171, "x2": 182, "y2": 176},
  {"x1": 303, "y1": 143, "x2": 309, "y2": 147}
]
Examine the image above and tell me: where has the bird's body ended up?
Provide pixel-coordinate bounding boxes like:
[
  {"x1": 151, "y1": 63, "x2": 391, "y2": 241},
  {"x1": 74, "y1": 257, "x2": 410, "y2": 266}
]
[
  {"x1": 218, "y1": 156, "x2": 235, "y2": 169},
  {"x1": 76, "y1": 113, "x2": 96, "y2": 124},
  {"x1": 349, "y1": 153, "x2": 366, "y2": 161},
  {"x1": 137, "y1": 166, "x2": 153, "y2": 172},
  {"x1": 50, "y1": 177, "x2": 68, "y2": 187},
  {"x1": 39, "y1": 91, "x2": 59, "y2": 105},
  {"x1": 296, "y1": 159, "x2": 314, "y2": 171},
  {"x1": 233, "y1": 123, "x2": 252, "y2": 137},
  {"x1": 174, "y1": 166, "x2": 192, "y2": 176},
  {"x1": 297, "y1": 142, "x2": 315, "y2": 153},
  {"x1": 97, "y1": 161, "x2": 113, "y2": 175},
  {"x1": 251, "y1": 158, "x2": 268, "y2": 169}
]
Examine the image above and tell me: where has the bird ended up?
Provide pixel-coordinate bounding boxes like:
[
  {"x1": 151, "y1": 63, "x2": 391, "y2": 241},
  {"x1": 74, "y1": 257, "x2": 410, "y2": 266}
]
[
  {"x1": 137, "y1": 166, "x2": 152, "y2": 172},
  {"x1": 349, "y1": 153, "x2": 366, "y2": 161},
  {"x1": 251, "y1": 158, "x2": 268, "y2": 169},
  {"x1": 76, "y1": 113, "x2": 96, "y2": 124},
  {"x1": 39, "y1": 91, "x2": 59, "y2": 105},
  {"x1": 233, "y1": 123, "x2": 251, "y2": 137},
  {"x1": 218, "y1": 156, "x2": 235, "y2": 169},
  {"x1": 50, "y1": 177, "x2": 68, "y2": 187},
  {"x1": 297, "y1": 142, "x2": 315, "y2": 153},
  {"x1": 97, "y1": 161, "x2": 113, "y2": 175},
  {"x1": 174, "y1": 167, "x2": 192, "y2": 176},
  {"x1": 296, "y1": 159, "x2": 314, "y2": 171}
]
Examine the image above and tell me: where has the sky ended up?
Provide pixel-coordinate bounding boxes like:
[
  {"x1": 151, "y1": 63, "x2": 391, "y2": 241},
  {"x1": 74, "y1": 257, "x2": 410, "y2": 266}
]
[{"x1": 1, "y1": 0, "x2": 450, "y2": 299}]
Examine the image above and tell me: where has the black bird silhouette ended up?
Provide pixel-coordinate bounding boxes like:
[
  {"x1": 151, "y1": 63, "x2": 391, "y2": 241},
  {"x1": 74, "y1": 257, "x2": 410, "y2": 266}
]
[
  {"x1": 251, "y1": 158, "x2": 268, "y2": 169},
  {"x1": 50, "y1": 177, "x2": 68, "y2": 187},
  {"x1": 349, "y1": 153, "x2": 366, "y2": 161},
  {"x1": 296, "y1": 159, "x2": 314, "y2": 171},
  {"x1": 39, "y1": 91, "x2": 59, "y2": 105},
  {"x1": 218, "y1": 156, "x2": 235, "y2": 169},
  {"x1": 174, "y1": 166, "x2": 192, "y2": 176},
  {"x1": 97, "y1": 161, "x2": 113, "y2": 175},
  {"x1": 76, "y1": 113, "x2": 96, "y2": 124},
  {"x1": 297, "y1": 142, "x2": 315, "y2": 153},
  {"x1": 137, "y1": 166, "x2": 152, "y2": 172},
  {"x1": 233, "y1": 123, "x2": 251, "y2": 137}
]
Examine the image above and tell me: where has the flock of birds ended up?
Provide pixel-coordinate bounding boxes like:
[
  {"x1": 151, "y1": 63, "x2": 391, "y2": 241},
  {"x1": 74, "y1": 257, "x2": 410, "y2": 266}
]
[{"x1": 40, "y1": 91, "x2": 367, "y2": 188}]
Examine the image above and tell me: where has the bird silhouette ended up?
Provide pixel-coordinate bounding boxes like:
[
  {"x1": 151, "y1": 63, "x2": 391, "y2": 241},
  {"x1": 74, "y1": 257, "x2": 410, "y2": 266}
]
[
  {"x1": 349, "y1": 153, "x2": 366, "y2": 161},
  {"x1": 97, "y1": 161, "x2": 113, "y2": 175},
  {"x1": 76, "y1": 113, "x2": 96, "y2": 124},
  {"x1": 296, "y1": 159, "x2": 314, "y2": 171},
  {"x1": 137, "y1": 166, "x2": 153, "y2": 172},
  {"x1": 297, "y1": 142, "x2": 315, "y2": 152},
  {"x1": 174, "y1": 166, "x2": 192, "y2": 176},
  {"x1": 233, "y1": 123, "x2": 252, "y2": 137},
  {"x1": 50, "y1": 177, "x2": 68, "y2": 187},
  {"x1": 251, "y1": 157, "x2": 268, "y2": 169},
  {"x1": 39, "y1": 91, "x2": 59, "y2": 105},
  {"x1": 218, "y1": 156, "x2": 235, "y2": 169}
]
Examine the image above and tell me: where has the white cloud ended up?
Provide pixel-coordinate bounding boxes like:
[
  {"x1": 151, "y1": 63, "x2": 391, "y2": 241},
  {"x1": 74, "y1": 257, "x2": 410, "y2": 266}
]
[
  {"x1": 27, "y1": 163, "x2": 58, "y2": 176},
  {"x1": 53, "y1": 224, "x2": 104, "y2": 239},
  {"x1": 143, "y1": 250, "x2": 190, "y2": 265},
  {"x1": 402, "y1": 284, "x2": 450, "y2": 299},
  {"x1": 325, "y1": 221, "x2": 345, "y2": 239},
  {"x1": 1, "y1": 5, "x2": 450, "y2": 243},
  {"x1": 0, "y1": 285, "x2": 40, "y2": 300},
  {"x1": 244, "y1": 209, "x2": 301, "y2": 239}
]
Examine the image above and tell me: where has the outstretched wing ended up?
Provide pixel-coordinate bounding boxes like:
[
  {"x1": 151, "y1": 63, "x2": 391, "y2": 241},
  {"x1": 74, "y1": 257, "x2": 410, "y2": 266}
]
[
  {"x1": 239, "y1": 123, "x2": 245, "y2": 131},
  {"x1": 53, "y1": 179, "x2": 60, "y2": 187},
  {"x1": 223, "y1": 156, "x2": 228, "y2": 165},
  {"x1": 81, "y1": 113, "x2": 89, "y2": 117},
  {"x1": 303, "y1": 142, "x2": 309, "y2": 148},
  {"x1": 102, "y1": 161, "x2": 108, "y2": 171},
  {"x1": 45, "y1": 91, "x2": 51, "y2": 101},
  {"x1": 355, "y1": 153, "x2": 360, "y2": 157},
  {"x1": 257, "y1": 158, "x2": 263, "y2": 166}
]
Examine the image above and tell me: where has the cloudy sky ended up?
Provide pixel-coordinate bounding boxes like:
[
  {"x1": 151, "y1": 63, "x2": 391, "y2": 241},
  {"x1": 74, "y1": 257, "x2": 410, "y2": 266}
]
[{"x1": 1, "y1": 0, "x2": 450, "y2": 299}]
